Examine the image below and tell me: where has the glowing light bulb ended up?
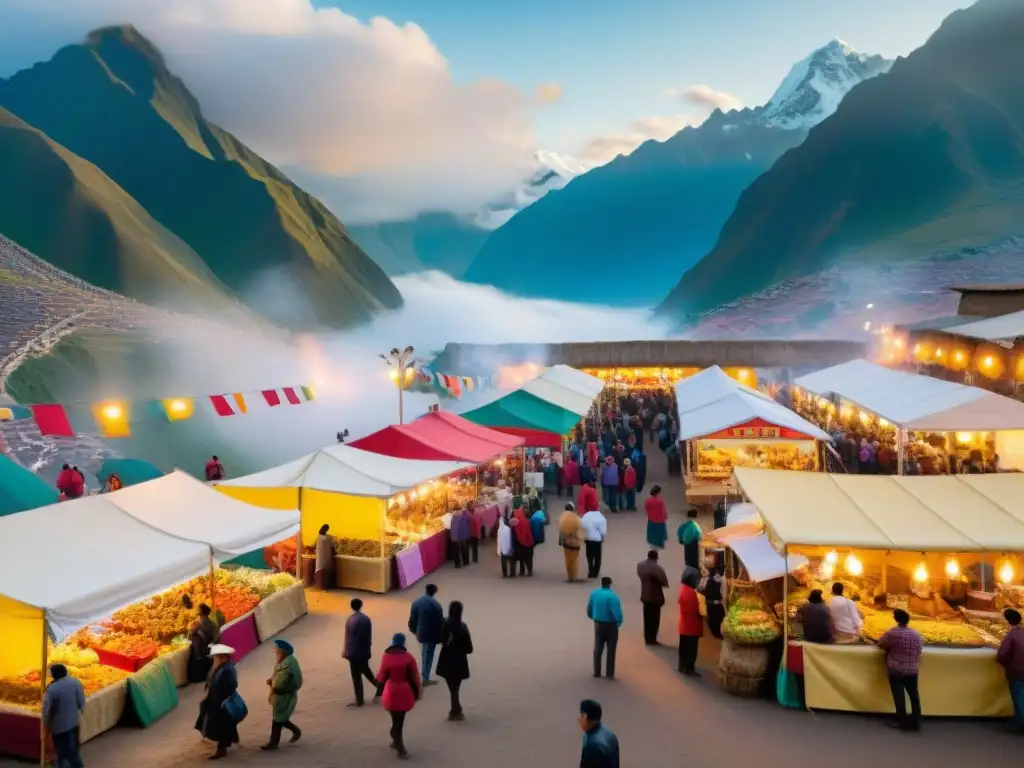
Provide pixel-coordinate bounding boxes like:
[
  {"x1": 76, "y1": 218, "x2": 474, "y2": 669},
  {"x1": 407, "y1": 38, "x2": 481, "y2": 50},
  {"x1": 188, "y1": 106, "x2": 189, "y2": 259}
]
[
  {"x1": 945, "y1": 558, "x2": 960, "y2": 578},
  {"x1": 409, "y1": 491, "x2": 418, "y2": 500},
  {"x1": 738, "y1": 369, "x2": 750, "y2": 381},
  {"x1": 957, "y1": 432, "x2": 973, "y2": 445},
  {"x1": 388, "y1": 369, "x2": 399, "y2": 382},
  {"x1": 999, "y1": 562, "x2": 1014, "y2": 585},
  {"x1": 844, "y1": 554, "x2": 863, "y2": 576},
  {"x1": 825, "y1": 550, "x2": 839, "y2": 566},
  {"x1": 102, "y1": 404, "x2": 123, "y2": 420},
  {"x1": 863, "y1": 321, "x2": 872, "y2": 332},
  {"x1": 169, "y1": 399, "x2": 186, "y2": 413},
  {"x1": 983, "y1": 356, "x2": 994, "y2": 369},
  {"x1": 819, "y1": 562, "x2": 834, "y2": 579},
  {"x1": 954, "y1": 351, "x2": 965, "y2": 363},
  {"x1": 866, "y1": 303, "x2": 874, "y2": 310},
  {"x1": 936, "y1": 348, "x2": 944, "y2": 359},
  {"x1": 913, "y1": 562, "x2": 928, "y2": 583}
]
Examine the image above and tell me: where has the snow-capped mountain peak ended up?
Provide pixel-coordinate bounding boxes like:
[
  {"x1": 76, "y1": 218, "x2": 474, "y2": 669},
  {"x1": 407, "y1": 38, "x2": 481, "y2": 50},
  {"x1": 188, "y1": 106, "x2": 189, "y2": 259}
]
[
  {"x1": 474, "y1": 150, "x2": 589, "y2": 229},
  {"x1": 762, "y1": 39, "x2": 891, "y2": 130}
]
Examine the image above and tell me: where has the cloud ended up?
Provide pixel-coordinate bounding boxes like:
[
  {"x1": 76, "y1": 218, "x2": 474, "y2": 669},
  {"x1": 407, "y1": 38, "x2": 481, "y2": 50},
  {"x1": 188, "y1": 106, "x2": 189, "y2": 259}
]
[
  {"x1": 673, "y1": 84, "x2": 743, "y2": 111},
  {"x1": 534, "y1": 82, "x2": 562, "y2": 105},
  {"x1": 0, "y1": 0, "x2": 538, "y2": 222},
  {"x1": 575, "y1": 114, "x2": 700, "y2": 167}
]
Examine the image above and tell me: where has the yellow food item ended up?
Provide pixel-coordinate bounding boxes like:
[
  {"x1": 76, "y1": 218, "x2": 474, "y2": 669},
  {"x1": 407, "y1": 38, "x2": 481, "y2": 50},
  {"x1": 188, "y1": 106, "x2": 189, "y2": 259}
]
[{"x1": 862, "y1": 613, "x2": 985, "y2": 647}]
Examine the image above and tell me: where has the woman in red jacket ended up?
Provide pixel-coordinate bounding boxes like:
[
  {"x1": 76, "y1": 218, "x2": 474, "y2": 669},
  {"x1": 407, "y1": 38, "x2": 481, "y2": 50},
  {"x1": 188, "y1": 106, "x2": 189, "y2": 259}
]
[
  {"x1": 678, "y1": 567, "x2": 703, "y2": 677},
  {"x1": 512, "y1": 507, "x2": 535, "y2": 576},
  {"x1": 562, "y1": 455, "x2": 580, "y2": 500},
  {"x1": 622, "y1": 459, "x2": 637, "y2": 511},
  {"x1": 376, "y1": 633, "x2": 421, "y2": 759},
  {"x1": 644, "y1": 485, "x2": 668, "y2": 548}
]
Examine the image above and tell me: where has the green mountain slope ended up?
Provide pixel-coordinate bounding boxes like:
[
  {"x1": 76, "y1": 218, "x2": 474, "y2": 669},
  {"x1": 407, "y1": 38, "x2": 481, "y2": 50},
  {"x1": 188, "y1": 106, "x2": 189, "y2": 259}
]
[
  {"x1": 0, "y1": 25, "x2": 401, "y2": 329},
  {"x1": 0, "y1": 108, "x2": 240, "y2": 312},
  {"x1": 659, "y1": 0, "x2": 1024, "y2": 319}
]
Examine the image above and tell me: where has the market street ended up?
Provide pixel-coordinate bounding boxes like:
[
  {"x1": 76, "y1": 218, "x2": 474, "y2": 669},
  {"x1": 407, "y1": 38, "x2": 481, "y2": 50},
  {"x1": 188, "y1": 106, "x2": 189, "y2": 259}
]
[{"x1": 8, "y1": 461, "x2": 1023, "y2": 768}]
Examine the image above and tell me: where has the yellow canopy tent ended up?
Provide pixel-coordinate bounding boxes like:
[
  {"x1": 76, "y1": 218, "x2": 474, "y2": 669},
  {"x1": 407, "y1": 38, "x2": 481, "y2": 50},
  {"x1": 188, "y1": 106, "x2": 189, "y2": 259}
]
[{"x1": 215, "y1": 444, "x2": 472, "y2": 548}]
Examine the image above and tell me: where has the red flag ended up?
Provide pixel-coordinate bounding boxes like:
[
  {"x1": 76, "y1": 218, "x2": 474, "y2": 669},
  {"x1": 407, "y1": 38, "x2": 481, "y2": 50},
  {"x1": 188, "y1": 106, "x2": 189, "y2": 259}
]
[
  {"x1": 31, "y1": 404, "x2": 74, "y2": 437},
  {"x1": 209, "y1": 395, "x2": 236, "y2": 416},
  {"x1": 283, "y1": 387, "x2": 301, "y2": 405},
  {"x1": 262, "y1": 389, "x2": 282, "y2": 407}
]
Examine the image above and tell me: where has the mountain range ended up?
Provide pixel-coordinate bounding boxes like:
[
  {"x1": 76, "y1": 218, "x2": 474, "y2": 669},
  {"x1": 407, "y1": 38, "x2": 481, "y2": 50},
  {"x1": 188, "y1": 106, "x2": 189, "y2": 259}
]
[
  {"x1": 658, "y1": 0, "x2": 1024, "y2": 321},
  {"x1": 459, "y1": 39, "x2": 891, "y2": 305},
  {"x1": 0, "y1": 25, "x2": 401, "y2": 330},
  {"x1": 346, "y1": 151, "x2": 587, "y2": 278}
]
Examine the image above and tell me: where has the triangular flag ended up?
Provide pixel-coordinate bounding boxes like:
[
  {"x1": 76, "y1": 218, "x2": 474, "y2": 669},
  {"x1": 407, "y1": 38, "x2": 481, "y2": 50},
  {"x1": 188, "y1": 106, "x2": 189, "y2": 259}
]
[
  {"x1": 463, "y1": 377, "x2": 475, "y2": 392},
  {"x1": 209, "y1": 395, "x2": 236, "y2": 416},
  {"x1": 301, "y1": 385, "x2": 316, "y2": 402},
  {"x1": 283, "y1": 387, "x2": 301, "y2": 405},
  {"x1": 262, "y1": 389, "x2": 282, "y2": 407},
  {"x1": 232, "y1": 393, "x2": 248, "y2": 414},
  {"x1": 161, "y1": 398, "x2": 195, "y2": 422},
  {"x1": 91, "y1": 401, "x2": 131, "y2": 438},
  {"x1": 451, "y1": 378, "x2": 462, "y2": 398},
  {"x1": 30, "y1": 404, "x2": 74, "y2": 437}
]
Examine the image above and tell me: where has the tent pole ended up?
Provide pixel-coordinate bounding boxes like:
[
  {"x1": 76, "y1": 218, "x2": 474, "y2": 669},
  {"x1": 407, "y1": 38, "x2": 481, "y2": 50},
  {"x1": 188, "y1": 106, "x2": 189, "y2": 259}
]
[
  {"x1": 782, "y1": 546, "x2": 789, "y2": 671},
  {"x1": 296, "y1": 487, "x2": 304, "y2": 580},
  {"x1": 39, "y1": 613, "x2": 48, "y2": 768},
  {"x1": 897, "y1": 429, "x2": 905, "y2": 476},
  {"x1": 208, "y1": 550, "x2": 217, "y2": 614}
]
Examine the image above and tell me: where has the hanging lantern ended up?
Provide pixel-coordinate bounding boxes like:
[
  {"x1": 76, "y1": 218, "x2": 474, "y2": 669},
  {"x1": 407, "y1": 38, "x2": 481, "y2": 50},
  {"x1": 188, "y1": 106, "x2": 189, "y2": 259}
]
[
  {"x1": 844, "y1": 553, "x2": 863, "y2": 576},
  {"x1": 945, "y1": 558, "x2": 960, "y2": 578},
  {"x1": 825, "y1": 549, "x2": 839, "y2": 566},
  {"x1": 913, "y1": 562, "x2": 929, "y2": 583},
  {"x1": 999, "y1": 561, "x2": 1015, "y2": 585}
]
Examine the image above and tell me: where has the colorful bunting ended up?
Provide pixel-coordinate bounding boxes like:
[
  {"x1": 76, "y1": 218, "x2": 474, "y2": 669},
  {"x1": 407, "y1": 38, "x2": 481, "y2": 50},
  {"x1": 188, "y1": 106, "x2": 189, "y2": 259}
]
[
  {"x1": 161, "y1": 398, "x2": 195, "y2": 422},
  {"x1": 30, "y1": 404, "x2": 74, "y2": 437},
  {"x1": 232, "y1": 393, "x2": 248, "y2": 414},
  {"x1": 0, "y1": 405, "x2": 31, "y2": 422},
  {"x1": 209, "y1": 395, "x2": 237, "y2": 417},
  {"x1": 283, "y1": 387, "x2": 301, "y2": 405},
  {"x1": 91, "y1": 401, "x2": 131, "y2": 438},
  {"x1": 262, "y1": 389, "x2": 282, "y2": 407},
  {"x1": 301, "y1": 385, "x2": 316, "y2": 402}
]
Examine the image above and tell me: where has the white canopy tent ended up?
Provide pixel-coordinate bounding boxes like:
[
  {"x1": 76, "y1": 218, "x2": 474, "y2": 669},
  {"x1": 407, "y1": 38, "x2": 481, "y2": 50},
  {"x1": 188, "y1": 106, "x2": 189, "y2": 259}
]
[
  {"x1": 0, "y1": 497, "x2": 211, "y2": 644},
  {"x1": 943, "y1": 309, "x2": 1024, "y2": 341},
  {"x1": 675, "y1": 366, "x2": 831, "y2": 441},
  {"x1": 107, "y1": 470, "x2": 300, "y2": 556},
  {"x1": 521, "y1": 378, "x2": 595, "y2": 417},
  {"x1": 537, "y1": 364, "x2": 605, "y2": 399},
  {"x1": 720, "y1": 533, "x2": 809, "y2": 583},
  {"x1": 794, "y1": 358, "x2": 1024, "y2": 432},
  {"x1": 217, "y1": 444, "x2": 473, "y2": 498}
]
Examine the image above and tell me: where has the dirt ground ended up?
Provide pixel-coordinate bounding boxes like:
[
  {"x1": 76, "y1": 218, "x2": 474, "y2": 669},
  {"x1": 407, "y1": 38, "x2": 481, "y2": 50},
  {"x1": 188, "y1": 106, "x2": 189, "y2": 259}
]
[{"x1": 9, "y1": 454, "x2": 1023, "y2": 767}]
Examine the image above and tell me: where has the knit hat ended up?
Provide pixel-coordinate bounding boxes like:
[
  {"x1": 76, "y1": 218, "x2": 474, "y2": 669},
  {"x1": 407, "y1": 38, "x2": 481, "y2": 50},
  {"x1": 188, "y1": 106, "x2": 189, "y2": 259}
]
[
  {"x1": 274, "y1": 639, "x2": 294, "y2": 655},
  {"x1": 391, "y1": 632, "x2": 407, "y2": 648}
]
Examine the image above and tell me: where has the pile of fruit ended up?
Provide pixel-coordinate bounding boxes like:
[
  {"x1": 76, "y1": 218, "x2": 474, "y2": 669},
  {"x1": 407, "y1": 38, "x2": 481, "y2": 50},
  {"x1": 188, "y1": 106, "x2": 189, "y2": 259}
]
[
  {"x1": 220, "y1": 568, "x2": 297, "y2": 599},
  {"x1": 335, "y1": 538, "x2": 407, "y2": 558},
  {"x1": 108, "y1": 573, "x2": 260, "y2": 642},
  {"x1": 862, "y1": 612, "x2": 987, "y2": 647},
  {"x1": 92, "y1": 632, "x2": 161, "y2": 659},
  {"x1": 724, "y1": 593, "x2": 780, "y2": 645},
  {"x1": 0, "y1": 665, "x2": 130, "y2": 710}
]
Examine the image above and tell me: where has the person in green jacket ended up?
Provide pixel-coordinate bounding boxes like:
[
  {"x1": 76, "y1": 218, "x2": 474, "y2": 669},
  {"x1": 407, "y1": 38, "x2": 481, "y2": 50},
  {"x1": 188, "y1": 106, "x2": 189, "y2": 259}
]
[
  {"x1": 677, "y1": 507, "x2": 703, "y2": 570},
  {"x1": 262, "y1": 639, "x2": 303, "y2": 751}
]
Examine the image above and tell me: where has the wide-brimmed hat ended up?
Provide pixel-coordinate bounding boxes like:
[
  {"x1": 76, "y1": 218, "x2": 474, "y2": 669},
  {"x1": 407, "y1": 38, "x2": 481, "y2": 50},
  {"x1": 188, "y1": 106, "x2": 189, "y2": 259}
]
[{"x1": 208, "y1": 644, "x2": 235, "y2": 657}]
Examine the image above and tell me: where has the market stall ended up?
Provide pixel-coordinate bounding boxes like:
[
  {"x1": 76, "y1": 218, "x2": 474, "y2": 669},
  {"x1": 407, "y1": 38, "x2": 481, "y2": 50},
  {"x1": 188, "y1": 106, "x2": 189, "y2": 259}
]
[
  {"x1": 674, "y1": 367, "x2": 830, "y2": 504},
  {"x1": 457, "y1": 365, "x2": 603, "y2": 449},
  {"x1": 0, "y1": 455, "x2": 58, "y2": 517},
  {"x1": 732, "y1": 467, "x2": 1024, "y2": 717},
  {"x1": 794, "y1": 358, "x2": 1024, "y2": 473},
  {"x1": 216, "y1": 445, "x2": 473, "y2": 592}
]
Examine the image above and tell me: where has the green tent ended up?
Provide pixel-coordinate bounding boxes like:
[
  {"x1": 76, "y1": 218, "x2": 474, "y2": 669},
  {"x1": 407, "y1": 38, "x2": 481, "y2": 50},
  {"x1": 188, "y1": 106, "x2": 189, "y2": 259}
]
[
  {"x1": 0, "y1": 455, "x2": 59, "y2": 517},
  {"x1": 462, "y1": 390, "x2": 581, "y2": 435},
  {"x1": 98, "y1": 457, "x2": 164, "y2": 488}
]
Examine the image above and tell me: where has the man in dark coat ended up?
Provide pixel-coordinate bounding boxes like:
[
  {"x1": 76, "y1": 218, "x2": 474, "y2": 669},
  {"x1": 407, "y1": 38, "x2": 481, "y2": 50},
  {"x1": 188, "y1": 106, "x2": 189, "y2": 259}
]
[
  {"x1": 578, "y1": 699, "x2": 619, "y2": 768},
  {"x1": 343, "y1": 598, "x2": 380, "y2": 706},
  {"x1": 408, "y1": 583, "x2": 444, "y2": 685},
  {"x1": 636, "y1": 550, "x2": 669, "y2": 645}
]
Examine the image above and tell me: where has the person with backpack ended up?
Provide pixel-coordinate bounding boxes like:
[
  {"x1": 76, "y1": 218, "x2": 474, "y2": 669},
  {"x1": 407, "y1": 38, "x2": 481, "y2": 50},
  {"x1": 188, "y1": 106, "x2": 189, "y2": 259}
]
[{"x1": 262, "y1": 640, "x2": 302, "y2": 750}]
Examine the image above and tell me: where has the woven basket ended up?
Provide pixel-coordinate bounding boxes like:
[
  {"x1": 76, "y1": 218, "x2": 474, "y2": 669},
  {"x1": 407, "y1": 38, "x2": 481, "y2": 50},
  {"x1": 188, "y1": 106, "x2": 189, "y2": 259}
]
[
  {"x1": 718, "y1": 637, "x2": 771, "y2": 679},
  {"x1": 719, "y1": 671, "x2": 764, "y2": 698}
]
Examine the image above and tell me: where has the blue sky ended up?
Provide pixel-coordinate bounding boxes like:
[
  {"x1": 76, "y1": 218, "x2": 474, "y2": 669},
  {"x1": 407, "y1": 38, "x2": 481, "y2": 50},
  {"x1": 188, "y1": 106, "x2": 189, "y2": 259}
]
[{"x1": 319, "y1": 0, "x2": 971, "y2": 151}]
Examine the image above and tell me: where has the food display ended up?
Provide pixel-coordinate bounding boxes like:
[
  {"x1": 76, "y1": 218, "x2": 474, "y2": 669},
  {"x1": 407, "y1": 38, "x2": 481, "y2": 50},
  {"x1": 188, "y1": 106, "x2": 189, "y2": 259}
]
[
  {"x1": 0, "y1": 569, "x2": 298, "y2": 712},
  {"x1": 384, "y1": 481, "x2": 450, "y2": 547},
  {"x1": 696, "y1": 440, "x2": 816, "y2": 480},
  {"x1": 862, "y1": 612, "x2": 989, "y2": 648},
  {"x1": 336, "y1": 538, "x2": 406, "y2": 558},
  {"x1": 723, "y1": 592, "x2": 781, "y2": 645}
]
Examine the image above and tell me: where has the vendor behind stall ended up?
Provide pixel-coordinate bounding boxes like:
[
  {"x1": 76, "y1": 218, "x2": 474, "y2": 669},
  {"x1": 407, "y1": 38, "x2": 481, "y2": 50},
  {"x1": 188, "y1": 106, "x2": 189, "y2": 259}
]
[
  {"x1": 187, "y1": 601, "x2": 221, "y2": 683},
  {"x1": 315, "y1": 524, "x2": 336, "y2": 590}
]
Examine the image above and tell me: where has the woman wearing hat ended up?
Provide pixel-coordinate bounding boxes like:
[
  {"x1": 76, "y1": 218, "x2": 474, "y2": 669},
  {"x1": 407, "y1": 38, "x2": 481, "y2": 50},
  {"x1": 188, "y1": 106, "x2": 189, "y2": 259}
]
[
  {"x1": 262, "y1": 640, "x2": 303, "y2": 751},
  {"x1": 195, "y1": 644, "x2": 239, "y2": 760},
  {"x1": 375, "y1": 632, "x2": 421, "y2": 759}
]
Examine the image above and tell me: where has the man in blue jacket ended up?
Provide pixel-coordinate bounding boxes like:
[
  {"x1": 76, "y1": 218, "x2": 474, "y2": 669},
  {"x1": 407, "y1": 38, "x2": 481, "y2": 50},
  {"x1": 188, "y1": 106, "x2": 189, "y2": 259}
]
[
  {"x1": 586, "y1": 577, "x2": 624, "y2": 679},
  {"x1": 578, "y1": 698, "x2": 619, "y2": 768},
  {"x1": 408, "y1": 583, "x2": 444, "y2": 685}
]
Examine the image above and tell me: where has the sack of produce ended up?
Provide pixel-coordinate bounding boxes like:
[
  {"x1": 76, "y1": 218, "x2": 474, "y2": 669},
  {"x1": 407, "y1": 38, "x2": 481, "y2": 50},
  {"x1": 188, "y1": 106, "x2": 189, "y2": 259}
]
[{"x1": 718, "y1": 638, "x2": 768, "y2": 698}]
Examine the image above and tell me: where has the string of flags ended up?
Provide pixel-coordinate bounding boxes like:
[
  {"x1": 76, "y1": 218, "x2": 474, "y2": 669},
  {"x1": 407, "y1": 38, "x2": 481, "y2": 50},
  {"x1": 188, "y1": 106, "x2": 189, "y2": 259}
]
[
  {"x1": 408, "y1": 367, "x2": 493, "y2": 399},
  {"x1": 0, "y1": 383, "x2": 317, "y2": 439}
]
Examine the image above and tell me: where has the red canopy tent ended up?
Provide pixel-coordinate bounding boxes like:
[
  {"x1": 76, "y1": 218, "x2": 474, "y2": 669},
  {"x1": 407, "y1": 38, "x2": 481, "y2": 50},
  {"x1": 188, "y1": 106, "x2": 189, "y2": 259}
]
[{"x1": 349, "y1": 411, "x2": 524, "y2": 463}]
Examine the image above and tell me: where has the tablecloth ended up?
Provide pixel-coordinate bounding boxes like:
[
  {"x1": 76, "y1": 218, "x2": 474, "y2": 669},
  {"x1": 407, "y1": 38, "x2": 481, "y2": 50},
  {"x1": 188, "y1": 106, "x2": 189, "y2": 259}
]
[
  {"x1": 219, "y1": 612, "x2": 260, "y2": 662},
  {"x1": 800, "y1": 641, "x2": 1014, "y2": 717},
  {"x1": 419, "y1": 530, "x2": 448, "y2": 575},
  {"x1": 254, "y1": 583, "x2": 309, "y2": 642},
  {"x1": 396, "y1": 544, "x2": 425, "y2": 589}
]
